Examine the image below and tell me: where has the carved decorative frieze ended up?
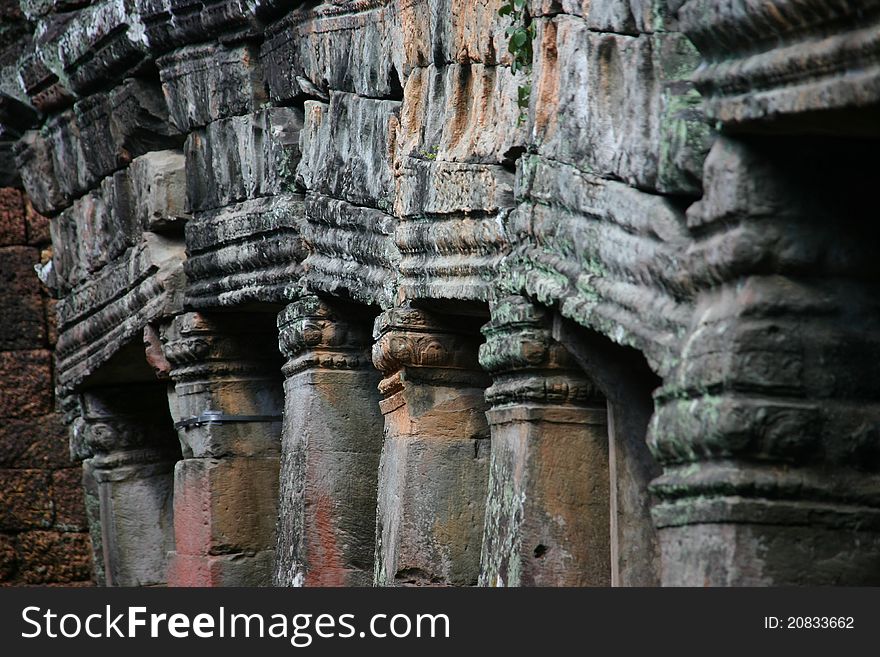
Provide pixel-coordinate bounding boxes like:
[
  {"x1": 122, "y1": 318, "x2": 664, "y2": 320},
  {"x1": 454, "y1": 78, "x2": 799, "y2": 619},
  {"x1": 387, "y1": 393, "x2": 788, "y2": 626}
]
[{"x1": 183, "y1": 195, "x2": 306, "y2": 309}]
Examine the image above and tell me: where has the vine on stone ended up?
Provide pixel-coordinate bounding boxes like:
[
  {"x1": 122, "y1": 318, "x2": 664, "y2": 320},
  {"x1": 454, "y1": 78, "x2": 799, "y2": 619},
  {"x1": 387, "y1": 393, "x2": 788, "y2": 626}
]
[{"x1": 499, "y1": 0, "x2": 535, "y2": 123}]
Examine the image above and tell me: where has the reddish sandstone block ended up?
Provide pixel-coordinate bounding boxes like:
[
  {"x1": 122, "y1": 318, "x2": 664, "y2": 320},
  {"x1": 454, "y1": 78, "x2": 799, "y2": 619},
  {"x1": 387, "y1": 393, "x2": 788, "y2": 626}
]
[
  {"x1": 173, "y1": 456, "x2": 279, "y2": 557},
  {"x1": 0, "y1": 413, "x2": 69, "y2": 469},
  {"x1": 0, "y1": 188, "x2": 25, "y2": 245},
  {"x1": 0, "y1": 469, "x2": 53, "y2": 531},
  {"x1": 0, "y1": 246, "x2": 47, "y2": 350},
  {"x1": 0, "y1": 350, "x2": 53, "y2": 418},
  {"x1": 167, "y1": 551, "x2": 274, "y2": 587},
  {"x1": 14, "y1": 530, "x2": 93, "y2": 584},
  {"x1": 52, "y1": 467, "x2": 88, "y2": 531}
]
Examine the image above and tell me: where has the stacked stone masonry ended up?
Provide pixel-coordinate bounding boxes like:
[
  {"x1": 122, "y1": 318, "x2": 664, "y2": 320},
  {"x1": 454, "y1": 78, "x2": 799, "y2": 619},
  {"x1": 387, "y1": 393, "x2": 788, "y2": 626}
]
[{"x1": 0, "y1": 0, "x2": 878, "y2": 586}]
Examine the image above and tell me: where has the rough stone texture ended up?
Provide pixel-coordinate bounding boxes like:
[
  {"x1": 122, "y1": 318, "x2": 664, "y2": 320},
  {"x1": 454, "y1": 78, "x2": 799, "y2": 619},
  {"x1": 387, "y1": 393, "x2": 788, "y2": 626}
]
[
  {"x1": 647, "y1": 135, "x2": 880, "y2": 585},
  {"x1": 184, "y1": 107, "x2": 302, "y2": 213},
  {"x1": 184, "y1": 194, "x2": 306, "y2": 308},
  {"x1": 297, "y1": 93, "x2": 399, "y2": 213},
  {"x1": 77, "y1": 385, "x2": 180, "y2": 587},
  {"x1": 159, "y1": 42, "x2": 268, "y2": 132},
  {"x1": 1, "y1": 0, "x2": 878, "y2": 589},
  {"x1": 530, "y1": 15, "x2": 710, "y2": 196}
]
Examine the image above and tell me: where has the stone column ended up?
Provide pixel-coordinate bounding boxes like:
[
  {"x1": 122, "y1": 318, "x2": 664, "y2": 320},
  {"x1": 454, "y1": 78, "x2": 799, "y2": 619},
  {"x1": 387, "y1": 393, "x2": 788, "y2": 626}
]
[
  {"x1": 77, "y1": 385, "x2": 178, "y2": 586},
  {"x1": 649, "y1": 137, "x2": 880, "y2": 585},
  {"x1": 478, "y1": 296, "x2": 610, "y2": 586},
  {"x1": 162, "y1": 311, "x2": 283, "y2": 586},
  {"x1": 274, "y1": 296, "x2": 384, "y2": 586},
  {"x1": 371, "y1": 306, "x2": 491, "y2": 586}
]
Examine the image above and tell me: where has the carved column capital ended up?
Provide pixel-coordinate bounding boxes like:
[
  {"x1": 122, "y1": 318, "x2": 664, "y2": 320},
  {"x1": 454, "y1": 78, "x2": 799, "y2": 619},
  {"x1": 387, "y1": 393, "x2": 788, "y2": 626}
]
[
  {"x1": 77, "y1": 386, "x2": 179, "y2": 473},
  {"x1": 480, "y1": 296, "x2": 600, "y2": 407},
  {"x1": 371, "y1": 305, "x2": 488, "y2": 397},
  {"x1": 161, "y1": 311, "x2": 282, "y2": 383},
  {"x1": 277, "y1": 296, "x2": 373, "y2": 377}
]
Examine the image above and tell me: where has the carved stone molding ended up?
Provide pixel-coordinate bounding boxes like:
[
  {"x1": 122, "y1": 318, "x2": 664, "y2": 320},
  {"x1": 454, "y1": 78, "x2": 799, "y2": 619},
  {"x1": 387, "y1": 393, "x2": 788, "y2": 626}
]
[
  {"x1": 371, "y1": 305, "x2": 487, "y2": 398},
  {"x1": 161, "y1": 311, "x2": 283, "y2": 384},
  {"x1": 76, "y1": 385, "x2": 180, "y2": 462},
  {"x1": 679, "y1": 0, "x2": 880, "y2": 130},
  {"x1": 480, "y1": 295, "x2": 600, "y2": 408},
  {"x1": 277, "y1": 295, "x2": 374, "y2": 377}
]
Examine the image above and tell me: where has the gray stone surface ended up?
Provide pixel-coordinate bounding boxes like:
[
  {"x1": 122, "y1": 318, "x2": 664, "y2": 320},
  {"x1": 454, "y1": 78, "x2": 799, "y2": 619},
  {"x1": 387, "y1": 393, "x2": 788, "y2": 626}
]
[{"x1": 2, "y1": 0, "x2": 879, "y2": 589}]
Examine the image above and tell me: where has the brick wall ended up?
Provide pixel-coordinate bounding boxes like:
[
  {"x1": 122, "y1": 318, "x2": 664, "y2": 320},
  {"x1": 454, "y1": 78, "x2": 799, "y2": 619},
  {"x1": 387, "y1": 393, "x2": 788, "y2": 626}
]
[{"x1": 0, "y1": 186, "x2": 91, "y2": 585}]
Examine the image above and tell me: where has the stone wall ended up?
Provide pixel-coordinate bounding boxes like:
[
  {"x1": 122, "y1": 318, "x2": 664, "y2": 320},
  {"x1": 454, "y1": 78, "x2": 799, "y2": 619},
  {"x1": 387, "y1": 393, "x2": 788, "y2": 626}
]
[
  {"x1": 0, "y1": 0, "x2": 878, "y2": 586},
  {"x1": 0, "y1": 0, "x2": 92, "y2": 586}
]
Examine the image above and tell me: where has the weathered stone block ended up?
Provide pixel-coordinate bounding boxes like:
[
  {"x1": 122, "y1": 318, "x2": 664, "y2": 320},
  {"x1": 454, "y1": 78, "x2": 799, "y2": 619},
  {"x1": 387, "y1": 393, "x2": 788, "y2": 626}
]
[
  {"x1": 52, "y1": 467, "x2": 88, "y2": 531},
  {"x1": 531, "y1": 0, "x2": 674, "y2": 34},
  {"x1": 15, "y1": 130, "x2": 67, "y2": 215},
  {"x1": 89, "y1": 454, "x2": 176, "y2": 587},
  {"x1": 395, "y1": 157, "x2": 513, "y2": 217},
  {"x1": 54, "y1": 233, "x2": 186, "y2": 393},
  {"x1": 24, "y1": 80, "x2": 180, "y2": 214},
  {"x1": 300, "y1": 192, "x2": 398, "y2": 308},
  {"x1": 396, "y1": 214, "x2": 507, "y2": 302},
  {"x1": 481, "y1": 405, "x2": 611, "y2": 586},
  {"x1": 659, "y1": 517, "x2": 880, "y2": 586},
  {"x1": 43, "y1": 109, "x2": 90, "y2": 202},
  {"x1": 503, "y1": 154, "x2": 692, "y2": 376},
  {"x1": 530, "y1": 15, "x2": 710, "y2": 195},
  {"x1": 375, "y1": 419, "x2": 490, "y2": 586},
  {"x1": 17, "y1": 48, "x2": 76, "y2": 114},
  {"x1": 25, "y1": 197, "x2": 50, "y2": 244},
  {"x1": 53, "y1": 189, "x2": 135, "y2": 287},
  {"x1": 680, "y1": 0, "x2": 880, "y2": 131},
  {"x1": 372, "y1": 306, "x2": 491, "y2": 586},
  {"x1": 172, "y1": 457, "x2": 280, "y2": 556},
  {"x1": 391, "y1": 0, "x2": 513, "y2": 71},
  {"x1": 41, "y1": 0, "x2": 149, "y2": 94},
  {"x1": 20, "y1": 0, "x2": 87, "y2": 21},
  {"x1": 128, "y1": 150, "x2": 189, "y2": 232},
  {"x1": 167, "y1": 550, "x2": 275, "y2": 587},
  {"x1": 396, "y1": 63, "x2": 526, "y2": 165},
  {"x1": 262, "y1": 1, "x2": 399, "y2": 102},
  {"x1": 159, "y1": 42, "x2": 268, "y2": 132},
  {"x1": 184, "y1": 194, "x2": 305, "y2": 308},
  {"x1": 0, "y1": 349, "x2": 52, "y2": 418},
  {"x1": 0, "y1": 413, "x2": 69, "y2": 469},
  {"x1": 185, "y1": 107, "x2": 302, "y2": 213},
  {"x1": 297, "y1": 95, "x2": 399, "y2": 212},
  {"x1": 275, "y1": 299, "x2": 384, "y2": 587}
]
